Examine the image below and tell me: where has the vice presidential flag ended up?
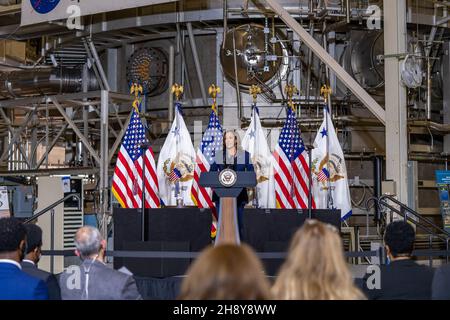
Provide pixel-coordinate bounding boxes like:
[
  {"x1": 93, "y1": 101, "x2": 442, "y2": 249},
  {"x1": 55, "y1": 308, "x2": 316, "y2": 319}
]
[
  {"x1": 241, "y1": 105, "x2": 276, "y2": 208},
  {"x1": 156, "y1": 103, "x2": 196, "y2": 206},
  {"x1": 311, "y1": 107, "x2": 352, "y2": 219}
]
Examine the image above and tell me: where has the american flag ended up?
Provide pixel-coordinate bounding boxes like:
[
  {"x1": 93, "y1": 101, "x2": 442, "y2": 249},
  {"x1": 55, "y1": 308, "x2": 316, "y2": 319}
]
[
  {"x1": 191, "y1": 107, "x2": 223, "y2": 237},
  {"x1": 168, "y1": 167, "x2": 182, "y2": 182},
  {"x1": 317, "y1": 167, "x2": 330, "y2": 182},
  {"x1": 273, "y1": 106, "x2": 315, "y2": 209},
  {"x1": 112, "y1": 109, "x2": 160, "y2": 208}
]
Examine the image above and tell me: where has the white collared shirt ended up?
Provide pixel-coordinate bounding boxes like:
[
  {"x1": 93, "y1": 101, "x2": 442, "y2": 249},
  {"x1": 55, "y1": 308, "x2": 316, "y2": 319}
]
[
  {"x1": 22, "y1": 259, "x2": 35, "y2": 266},
  {"x1": 0, "y1": 259, "x2": 22, "y2": 270}
]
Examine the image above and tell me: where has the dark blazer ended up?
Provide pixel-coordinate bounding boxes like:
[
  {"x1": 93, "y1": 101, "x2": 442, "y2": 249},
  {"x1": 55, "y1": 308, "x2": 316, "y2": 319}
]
[
  {"x1": 21, "y1": 260, "x2": 61, "y2": 300},
  {"x1": 361, "y1": 259, "x2": 434, "y2": 300},
  {"x1": 0, "y1": 261, "x2": 48, "y2": 300},
  {"x1": 432, "y1": 263, "x2": 450, "y2": 299},
  {"x1": 59, "y1": 259, "x2": 142, "y2": 300},
  {"x1": 210, "y1": 149, "x2": 254, "y2": 204}
]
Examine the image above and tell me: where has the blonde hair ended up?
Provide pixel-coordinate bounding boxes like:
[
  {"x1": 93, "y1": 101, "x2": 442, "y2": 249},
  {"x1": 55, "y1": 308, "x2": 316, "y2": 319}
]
[
  {"x1": 272, "y1": 220, "x2": 365, "y2": 300},
  {"x1": 179, "y1": 244, "x2": 272, "y2": 300}
]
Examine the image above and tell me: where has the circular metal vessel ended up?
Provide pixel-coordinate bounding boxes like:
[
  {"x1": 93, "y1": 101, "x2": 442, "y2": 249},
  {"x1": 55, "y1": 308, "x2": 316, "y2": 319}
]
[
  {"x1": 348, "y1": 31, "x2": 384, "y2": 91},
  {"x1": 126, "y1": 47, "x2": 168, "y2": 96},
  {"x1": 220, "y1": 23, "x2": 289, "y2": 93}
]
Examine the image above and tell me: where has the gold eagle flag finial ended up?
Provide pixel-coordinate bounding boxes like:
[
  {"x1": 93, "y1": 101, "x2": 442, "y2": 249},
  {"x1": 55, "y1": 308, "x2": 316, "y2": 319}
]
[
  {"x1": 285, "y1": 84, "x2": 298, "y2": 111},
  {"x1": 320, "y1": 84, "x2": 332, "y2": 104},
  {"x1": 249, "y1": 85, "x2": 261, "y2": 104},
  {"x1": 208, "y1": 84, "x2": 221, "y2": 114},
  {"x1": 171, "y1": 83, "x2": 184, "y2": 101},
  {"x1": 130, "y1": 83, "x2": 143, "y2": 113}
]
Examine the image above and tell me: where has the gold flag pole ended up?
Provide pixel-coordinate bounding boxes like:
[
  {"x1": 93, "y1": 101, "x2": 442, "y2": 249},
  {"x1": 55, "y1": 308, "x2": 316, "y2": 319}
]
[
  {"x1": 170, "y1": 83, "x2": 184, "y2": 207},
  {"x1": 172, "y1": 83, "x2": 184, "y2": 101},
  {"x1": 208, "y1": 84, "x2": 221, "y2": 114},
  {"x1": 249, "y1": 85, "x2": 261, "y2": 105},
  {"x1": 285, "y1": 83, "x2": 298, "y2": 111},
  {"x1": 130, "y1": 83, "x2": 143, "y2": 114},
  {"x1": 320, "y1": 84, "x2": 332, "y2": 104},
  {"x1": 320, "y1": 84, "x2": 333, "y2": 209}
]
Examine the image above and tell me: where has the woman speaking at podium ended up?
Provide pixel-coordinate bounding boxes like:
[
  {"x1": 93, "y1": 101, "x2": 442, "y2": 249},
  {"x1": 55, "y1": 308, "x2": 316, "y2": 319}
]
[{"x1": 210, "y1": 130, "x2": 254, "y2": 239}]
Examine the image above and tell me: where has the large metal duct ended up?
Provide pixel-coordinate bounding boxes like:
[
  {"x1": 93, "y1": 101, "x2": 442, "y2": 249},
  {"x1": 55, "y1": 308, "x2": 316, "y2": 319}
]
[
  {"x1": 0, "y1": 67, "x2": 99, "y2": 99},
  {"x1": 126, "y1": 47, "x2": 169, "y2": 97}
]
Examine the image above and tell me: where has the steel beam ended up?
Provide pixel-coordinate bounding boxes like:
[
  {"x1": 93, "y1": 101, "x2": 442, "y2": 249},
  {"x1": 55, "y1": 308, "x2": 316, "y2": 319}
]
[
  {"x1": 0, "y1": 108, "x2": 33, "y2": 168},
  {"x1": 99, "y1": 90, "x2": 109, "y2": 239},
  {"x1": 187, "y1": 22, "x2": 208, "y2": 106},
  {"x1": 0, "y1": 91, "x2": 133, "y2": 108},
  {"x1": 108, "y1": 110, "x2": 133, "y2": 163},
  {"x1": 35, "y1": 123, "x2": 70, "y2": 169},
  {"x1": 0, "y1": 109, "x2": 35, "y2": 167},
  {"x1": 384, "y1": 0, "x2": 408, "y2": 204},
  {"x1": 50, "y1": 97, "x2": 101, "y2": 165},
  {"x1": 264, "y1": 0, "x2": 386, "y2": 124},
  {"x1": 168, "y1": 45, "x2": 175, "y2": 121}
]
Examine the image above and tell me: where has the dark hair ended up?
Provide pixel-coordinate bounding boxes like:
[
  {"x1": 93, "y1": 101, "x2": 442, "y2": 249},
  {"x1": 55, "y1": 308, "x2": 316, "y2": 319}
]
[
  {"x1": 24, "y1": 224, "x2": 43, "y2": 254},
  {"x1": 384, "y1": 221, "x2": 415, "y2": 257},
  {"x1": 222, "y1": 130, "x2": 237, "y2": 150},
  {"x1": 0, "y1": 217, "x2": 26, "y2": 253}
]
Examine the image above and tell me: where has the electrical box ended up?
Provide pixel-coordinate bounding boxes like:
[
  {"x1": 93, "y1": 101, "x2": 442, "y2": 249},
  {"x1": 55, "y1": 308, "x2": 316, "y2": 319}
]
[
  {"x1": 382, "y1": 180, "x2": 396, "y2": 196},
  {"x1": 11, "y1": 185, "x2": 34, "y2": 218},
  {"x1": 435, "y1": 171, "x2": 450, "y2": 234},
  {"x1": 36, "y1": 176, "x2": 84, "y2": 274}
]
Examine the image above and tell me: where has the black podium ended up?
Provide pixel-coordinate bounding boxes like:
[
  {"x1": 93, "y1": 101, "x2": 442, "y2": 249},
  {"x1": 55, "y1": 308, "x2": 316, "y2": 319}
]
[
  {"x1": 199, "y1": 170, "x2": 256, "y2": 245},
  {"x1": 113, "y1": 208, "x2": 341, "y2": 277},
  {"x1": 113, "y1": 208, "x2": 212, "y2": 277}
]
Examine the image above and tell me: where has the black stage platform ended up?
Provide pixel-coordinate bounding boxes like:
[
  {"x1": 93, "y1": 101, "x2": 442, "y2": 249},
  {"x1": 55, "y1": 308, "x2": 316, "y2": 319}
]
[{"x1": 113, "y1": 207, "x2": 341, "y2": 280}]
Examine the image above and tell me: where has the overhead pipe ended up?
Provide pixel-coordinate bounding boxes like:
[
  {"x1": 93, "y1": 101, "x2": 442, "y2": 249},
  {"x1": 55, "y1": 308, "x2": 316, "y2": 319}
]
[
  {"x1": 0, "y1": 67, "x2": 99, "y2": 99},
  {"x1": 232, "y1": 28, "x2": 242, "y2": 122},
  {"x1": 373, "y1": 155, "x2": 383, "y2": 222},
  {"x1": 168, "y1": 45, "x2": 174, "y2": 121}
]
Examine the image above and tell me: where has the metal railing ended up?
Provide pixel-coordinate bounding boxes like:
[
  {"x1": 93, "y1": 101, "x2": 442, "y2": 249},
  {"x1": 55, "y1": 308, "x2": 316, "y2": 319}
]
[
  {"x1": 24, "y1": 194, "x2": 81, "y2": 273},
  {"x1": 367, "y1": 194, "x2": 450, "y2": 265}
]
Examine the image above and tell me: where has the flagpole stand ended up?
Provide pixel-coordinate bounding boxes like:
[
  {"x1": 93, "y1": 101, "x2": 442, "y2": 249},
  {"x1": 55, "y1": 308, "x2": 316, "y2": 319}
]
[
  {"x1": 139, "y1": 144, "x2": 148, "y2": 241},
  {"x1": 321, "y1": 85, "x2": 334, "y2": 209},
  {"x1": 172, "y1": 84, "x2": 185, "y2": 209},
  {"x1": 305, "y1": 143, "x2": 314, "y2": 220},
  {"x1": 131, "y1": 83, "x2": 149, "y2": 241}
]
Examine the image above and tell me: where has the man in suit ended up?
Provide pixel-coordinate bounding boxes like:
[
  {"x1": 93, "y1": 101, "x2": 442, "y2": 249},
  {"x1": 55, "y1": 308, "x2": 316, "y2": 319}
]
[
  {"x1": 432, "y1": 263, "x2": 450, "y2": 299},
  {"x1": 210, "y1": 130, "x2": 254, "y2": 239},
  {"x1": 0, "y1": 217, "x2": 48, "y2": 300},
  {"x1": 59, "y1": 226, "x2": 142, "y2": 300},
  {"x1": 22, "y1": 224, "x2": 61, "y2": 300},
  {"x1": 361, "y1": 221, "x2": 434, "y2": 300}
]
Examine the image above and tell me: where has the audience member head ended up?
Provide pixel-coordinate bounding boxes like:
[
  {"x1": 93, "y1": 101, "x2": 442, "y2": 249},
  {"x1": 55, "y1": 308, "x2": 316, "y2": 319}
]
[
  {"x1": 179, "y1": 243, "x2": 271, "y2": 300},
  {"x1": 272, "y1": 219, "x2": 365, "y2": 300},
  {"x1": 384, "y1": 220, "x2": 415, "y2": 261},
  {"x1": 0, "y1": 217, "x2": 27, "y2": 262},
  {"x1": 74, "y1": 226, "x2": 106, "y2": 261},
  {"x1": 24, "y1": 223, "x2": 43, "y2": 264}
]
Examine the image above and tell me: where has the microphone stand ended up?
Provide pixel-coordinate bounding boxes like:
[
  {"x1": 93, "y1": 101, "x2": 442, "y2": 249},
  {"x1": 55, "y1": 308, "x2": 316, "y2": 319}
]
[{"x1": 139, "y1": 143, "x2": 150, "y2": 241}]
